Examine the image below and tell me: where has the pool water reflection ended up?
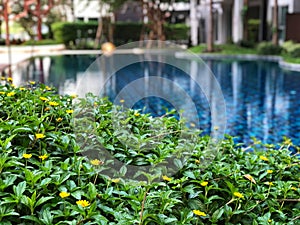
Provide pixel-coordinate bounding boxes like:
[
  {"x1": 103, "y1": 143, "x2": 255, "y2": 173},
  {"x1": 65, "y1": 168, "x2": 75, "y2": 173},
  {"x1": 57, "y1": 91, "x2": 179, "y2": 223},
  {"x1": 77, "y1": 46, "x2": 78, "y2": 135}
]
[{"x1": 13, "y1": 55, "x2": 300, "y2": 146}]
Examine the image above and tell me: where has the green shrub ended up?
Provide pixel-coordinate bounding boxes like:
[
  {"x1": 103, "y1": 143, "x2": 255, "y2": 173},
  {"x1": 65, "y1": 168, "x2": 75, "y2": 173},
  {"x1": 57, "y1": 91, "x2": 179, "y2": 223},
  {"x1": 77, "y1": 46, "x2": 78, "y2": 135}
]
[
  {"x1": 282, "y1": 41, "x2": 297, "y2": 52},
  {"x1": 0, "y1": 80, "x2": 299, "y2": 224},
  {"x1": 22, "y1": 39, "x2": 61, "y2": 46},
  {"x1": 257, "y1": 42, "x2": 283, "y2": 55},
  {"x1": 165, "y1": 23, "x2": 189, "y2": 41},
  {"x1": 52, "y1": 22, "x2": 98, "y2": 47},
  {"x1": 238, "y1": 39, "x2": 256, "y2": 48},
  {"x1": 113, "y1": 22, "x2": 143, "y2": 45},
  {"x1": 248, "y1": 19, "x2": 260, "y2": 43},
  {"x1": 290, "y1": 46, "x2": 300, "y2": 58}
]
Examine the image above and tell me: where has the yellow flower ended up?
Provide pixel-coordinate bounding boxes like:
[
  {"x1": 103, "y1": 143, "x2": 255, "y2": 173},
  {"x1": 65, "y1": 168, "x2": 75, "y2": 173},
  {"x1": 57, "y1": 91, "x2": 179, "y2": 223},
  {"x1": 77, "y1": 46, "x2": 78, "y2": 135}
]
[
  {"x1": 291, "y1": 187, "x2": 297, "y2": 191},
  {"x1": 120, "y1": 99, "x2": 125, "y2": 103},
  {"x1": 111, "y1": 178, "x2": 120, "y2": 183},
  {"x1": 1, "y1": 76, "x2": 5, "y2": 80},
  {"x1": 264, "y1": 182, "x2": 274, "y2": 186},
  {"x1": 39, "y1": 96, "x2": 48, "y2": 101},
  {"x1": 7, "y1": 92, "x2": 15, "y2": 97},
  {"x1": 29, "y1": 81, "x2": 35, "y2": 85},
  {"x1": 66, "y1": 109, "x2": 74, "y2": 114},
  {"x1": 19, "y1": 87, "x2": 26, "y2": 91},
  {"x1": 134, "y1": 112, "x2": 140, "y2": 117},
  {"x1": 45, "y1": 86, "x2": 52, "y2": 91},
  {"x1": 268, "y1": 219, "x2": 272, "y2": 223},
  {"x1": 0, "y1": 91, "x2": 5, "y2": 95},
  {"x1": 259, "y1": 155, "x2": 269, "y2": 161},
  {"x1": 243, "y1": 174, "x2": 256, "y2": 184},
  {"x1": 195, "y1": 159, "x2": 200, "y2": 164},
  {"x1": 11, "y1": 84, "x2": 16, "y2": 88},
  {"x1": 39, "y1": 154, "x2": 48, "y2": 160},
  {"x1": 23, "y1": 153, "x2": 32, "y2": 159},
  {"x1": 283, "y1": 137, "x2": 292, "y2": 145},
  {"x1": 233, "y1": 192, "x2": 244, "y2": 199},
  {"x1": 70, "y1": 94, "x2": 77, "y2": 99},
  {"x1": 56, "y1": 117, "x2": 63, "y2": 122},
  {"x1": 7, "y1": 77, "x2": 13, "y2": 82},
  {"x1": 44, "y1": 107, "x2": 50, "y2": 111},
  {"x1": 200, "y1": 181, "x2": 208, "y2": 187},
  {"x1": 59, "y1": 191, "x2": 70, "y2": 198},
  {"x1": 162, "y1": 175, "x2": 172, "y2": 182},
  {"x1": 35, "y1": 133, "x2": 45, "y2": 139},
  {"x1": 49, "y1": 101, "x2": 59, "y2": 106},
  {"x1": 193, "y1": 209, "x2": 206, "y2": 217},
  {"x1": 267, "y1": 170, "x2": 273, "y2": 174},
  {"x1": 90, "y1": 159, "x2": 103, "y2": 166},
  {"x1": 76, "y1": 200, "x2": 90, "y2": 207}
]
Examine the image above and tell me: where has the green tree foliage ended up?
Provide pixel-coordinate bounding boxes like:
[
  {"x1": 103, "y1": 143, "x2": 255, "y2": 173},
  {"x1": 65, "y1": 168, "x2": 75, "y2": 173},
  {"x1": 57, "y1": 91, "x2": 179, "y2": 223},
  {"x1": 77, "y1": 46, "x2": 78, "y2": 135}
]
[{"x1": 10, "y1": 0, "x2": 71, "y2": 40}]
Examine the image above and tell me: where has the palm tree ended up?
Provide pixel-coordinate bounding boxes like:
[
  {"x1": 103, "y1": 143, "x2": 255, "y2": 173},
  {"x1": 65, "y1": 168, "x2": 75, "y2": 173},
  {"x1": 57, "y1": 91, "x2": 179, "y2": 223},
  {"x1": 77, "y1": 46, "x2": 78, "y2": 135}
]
[
  {"x1": 272, "y1": 0, "x2": 278, "y2": 46},
  {"x1": 207, "y1": 0, "x2": 214, "y2": 52}
]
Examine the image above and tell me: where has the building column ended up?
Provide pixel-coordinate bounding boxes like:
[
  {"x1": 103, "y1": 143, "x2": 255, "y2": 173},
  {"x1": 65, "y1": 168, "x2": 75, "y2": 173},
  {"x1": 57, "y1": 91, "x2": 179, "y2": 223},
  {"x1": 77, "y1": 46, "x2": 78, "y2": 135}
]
[
  {"x1": 232, "y1": 0, "x2": 243, "y2": 43},
  {"x1": 190, "y1": 0, "x2": 199, "y2": 46}
]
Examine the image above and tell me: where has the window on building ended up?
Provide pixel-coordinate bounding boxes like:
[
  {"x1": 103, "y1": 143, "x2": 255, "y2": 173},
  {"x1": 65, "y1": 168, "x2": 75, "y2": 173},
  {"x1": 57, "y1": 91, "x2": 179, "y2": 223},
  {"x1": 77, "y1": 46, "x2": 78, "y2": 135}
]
[
  {"x1": 272, "y1": 6, "x2": 288, "y2": 41},
  {"x1": 279, "y1": 6, "x2": 288, "y2": 40}
]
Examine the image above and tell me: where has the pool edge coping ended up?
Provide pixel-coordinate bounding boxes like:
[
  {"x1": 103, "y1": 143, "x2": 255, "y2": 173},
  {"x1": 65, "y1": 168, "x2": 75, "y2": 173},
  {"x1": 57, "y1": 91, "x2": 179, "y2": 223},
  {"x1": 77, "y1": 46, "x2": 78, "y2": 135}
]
[
  {"x1": 196, "y1": 53, "x2": 300, "y2": 72},
  {"x1": 2, "y1": 46, "x2": 300, "y2": 72}
]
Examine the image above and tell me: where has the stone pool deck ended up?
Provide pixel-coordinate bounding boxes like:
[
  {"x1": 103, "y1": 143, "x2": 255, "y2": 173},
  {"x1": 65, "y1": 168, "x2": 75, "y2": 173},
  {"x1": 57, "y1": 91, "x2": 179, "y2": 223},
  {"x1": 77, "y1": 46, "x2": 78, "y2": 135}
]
[{"x1": 0, "y1": 45, "x2": 98, "y2": 67}]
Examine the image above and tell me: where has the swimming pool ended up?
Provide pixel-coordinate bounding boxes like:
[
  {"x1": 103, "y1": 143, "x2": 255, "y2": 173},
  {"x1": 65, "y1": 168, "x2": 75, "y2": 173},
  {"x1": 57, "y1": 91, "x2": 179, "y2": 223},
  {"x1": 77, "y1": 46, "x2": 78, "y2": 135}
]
[{"x1": 13, "y1": 54, "x2": 300, "y2": 146}]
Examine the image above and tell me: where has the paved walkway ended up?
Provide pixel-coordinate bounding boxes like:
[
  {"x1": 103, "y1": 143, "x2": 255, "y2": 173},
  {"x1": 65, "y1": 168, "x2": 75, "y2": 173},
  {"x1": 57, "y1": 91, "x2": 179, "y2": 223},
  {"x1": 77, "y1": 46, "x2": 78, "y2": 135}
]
[
  {"x1": 0, "y1": 44, "x2": 141, "y2": 70},
  {"x1": 0, "y1": 45, "x2": 100, "y2": 67}
]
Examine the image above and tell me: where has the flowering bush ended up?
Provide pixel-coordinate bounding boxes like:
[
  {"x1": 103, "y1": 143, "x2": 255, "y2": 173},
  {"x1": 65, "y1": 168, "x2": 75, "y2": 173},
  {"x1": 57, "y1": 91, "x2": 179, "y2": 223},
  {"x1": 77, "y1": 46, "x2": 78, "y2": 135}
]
[{"x1": 0, "y1": 79, "x2": 299, "y2": 224}]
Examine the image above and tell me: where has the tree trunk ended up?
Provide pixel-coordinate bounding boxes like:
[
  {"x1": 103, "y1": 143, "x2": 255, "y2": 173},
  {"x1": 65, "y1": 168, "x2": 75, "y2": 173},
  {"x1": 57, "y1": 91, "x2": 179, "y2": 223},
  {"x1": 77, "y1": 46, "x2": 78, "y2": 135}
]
[
  {"x1": 207, "y1": 0, "x2": 214, "y2": 52},
  {"x1": 141, "y1": 0, "x2": 165, "y2": 45},
  {"x1": 94, "y1": 17, "x2": 103, "y2": 49},
  {"x1": 243, "y1": 0, "x2": 249, "y2": 41},
  {"x1": 272, "y1": 0, "x2": 279, "y2": 46},
  {"x1": 94, "y1": 2, "x2": 103, "y2": 49},
  {"x1": 37, "y1": 0, "x2": 43, "y2": 40},
  {"x1": 108, "y1": 16, "x2": 114, "y2": 43}
]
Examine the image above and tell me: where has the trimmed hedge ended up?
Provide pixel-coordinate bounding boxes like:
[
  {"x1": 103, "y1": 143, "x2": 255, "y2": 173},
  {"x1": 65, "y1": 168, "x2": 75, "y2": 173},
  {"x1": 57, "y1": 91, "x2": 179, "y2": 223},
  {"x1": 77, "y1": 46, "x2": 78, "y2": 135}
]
[
  {"x1": 257, "y1": 42, "x2": 284, "y2": 55},
  {"x1": 52, "y1": 22, "x2": 98, "y2": 47},
  {"x1": 22, "y1": 39, "x2": 61, "y2": 46},
  {"x1": 51, "y1": 22, "x2": 189, "y2": 48}
]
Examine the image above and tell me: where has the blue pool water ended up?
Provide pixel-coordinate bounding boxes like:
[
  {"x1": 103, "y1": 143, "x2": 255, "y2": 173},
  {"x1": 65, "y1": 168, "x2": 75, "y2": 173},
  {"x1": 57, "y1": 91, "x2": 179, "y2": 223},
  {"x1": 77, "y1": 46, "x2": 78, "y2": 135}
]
[{"x1": 14, "y1": 55, "x2": 300, "y2": 146}]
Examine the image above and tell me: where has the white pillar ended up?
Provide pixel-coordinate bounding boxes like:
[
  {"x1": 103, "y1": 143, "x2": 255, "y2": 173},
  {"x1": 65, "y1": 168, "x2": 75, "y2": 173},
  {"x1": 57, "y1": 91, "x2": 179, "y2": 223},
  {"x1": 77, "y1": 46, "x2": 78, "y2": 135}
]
[
  {"x1": 232, "y1": 0, "x2": 243, "y2": 43},
  {"x1": 190, "y1": 0, "x2": 199, "y2": 46}
]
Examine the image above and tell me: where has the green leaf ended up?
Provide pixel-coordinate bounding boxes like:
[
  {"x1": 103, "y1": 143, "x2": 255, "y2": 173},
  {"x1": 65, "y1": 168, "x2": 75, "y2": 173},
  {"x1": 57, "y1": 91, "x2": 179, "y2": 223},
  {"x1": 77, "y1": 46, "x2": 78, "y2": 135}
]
[
  {"x1": 211, "y1": 208, "x2": 224, "y2": 222},
  {"x1": 174, "y1": 158, "x2": 183, "y2": 169},
  {"x1": 35, "y1": 197, "x2": 54, "y2": 208},
  {"x1": 71, "y1": 191, "x2": 83, "y2": 200},
  {"x1": 13, "y1": 181, "x2": 26, "y2": 197},
  {"x1": 40, "y1": 208, "x2": 53, "y2": 225},
  {"x1": 88, "y1": 183, "x2": 97, "y2": 200},
  {"x1": 12, "y1": 127, "x2": 33, "y2": 133},
  {"x1": 40, "y1": 178, "x2": 52, "y2": 187},
  {"x1": 164, "y1": 217, "x2": 177, "y2": 223},
  {"x1": 21, "y1": 215, "x2": 42, "y2": 225},
  {"x1": 183, "y1": 171, "x2": 196, "y2": 179}
]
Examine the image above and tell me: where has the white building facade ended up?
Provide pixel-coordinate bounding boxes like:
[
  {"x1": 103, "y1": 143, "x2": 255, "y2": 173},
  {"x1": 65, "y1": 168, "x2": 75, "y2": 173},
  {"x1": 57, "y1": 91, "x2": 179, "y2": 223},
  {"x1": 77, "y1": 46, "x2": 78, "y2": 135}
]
[{"x1": 190, "y1": 0, "x2": 300, "y2": 46}]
